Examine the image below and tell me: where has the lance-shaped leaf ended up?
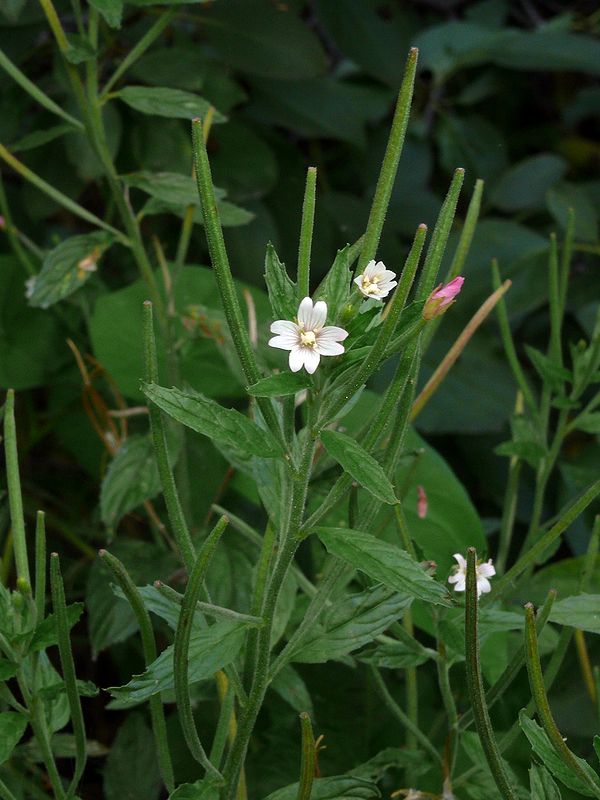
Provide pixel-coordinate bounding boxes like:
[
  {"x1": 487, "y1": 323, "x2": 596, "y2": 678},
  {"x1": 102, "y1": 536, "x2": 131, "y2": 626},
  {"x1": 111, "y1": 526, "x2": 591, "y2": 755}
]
[
  {"x1": 100, "y1": 435, "x2": 162, "y2": 528},
  {"x1": 0, "y1": 711, "x2": 28, "y2": 764},
  {"x1": 288, "y1": 585, "x2": 411, "y2": 664},
  {"x1": 169, "y1": 778, "x2": 221, "y2": 800},
  {"x1": 143, "y1": 383, "x2": 281, "y2": 458},
  {"x1": 247, "y1": 372, "x2": 311, "y2": 397},
  {"x1": 529, "y1": 764, "x2": 562, "y2": 800},
  {"x1": 27, "y1": 232, "x2": 113, "y2": 308},
  {"x1": 108, "y1": 620, "x2": 246, "y2": 708},
  {"x1": 88, "y1": 0, "x2": 123, "y2": 27},
  {"x1": 316, "y1": 528, "x2": 451, "y2": 606},
  {"x1": 548, "y1": 594, "x2": 600, "y2": 634},
  {"x1": 264, "y1": 243, "x2": 297, "y2": 321},
  {"x1": 117, "y1": 86, "x2": 226, "y2": 122},
  {"x1": 320, "y1": 429, "x2": 397, "y2": 505},
  {"x1": 314, "y1": 245, "x2": 353, "y2": 323},
  {"x1": 263, "y1": 776, "x2": 380, "y2": 800}
]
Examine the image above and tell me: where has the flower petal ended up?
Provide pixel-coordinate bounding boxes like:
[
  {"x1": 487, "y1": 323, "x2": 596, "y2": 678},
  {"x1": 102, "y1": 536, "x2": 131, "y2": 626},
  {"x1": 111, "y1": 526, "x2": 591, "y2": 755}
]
[
  {"x1": 363, "y1": 260, "x2": 378, "y2": 279},
  {"x1": 318, "y1": 325, "x2": 348, "y2": 342},
  {"x1": 477, "y1": 560, "x2": 496, "y2": 578},
  {"x1": 477, "y1": 577, "x2": 492, "y2": 596},
  {"x1": 312, "y1": 300, "x2": 328, "y2": 330},
  {"x1": 452, "y1": 553, "x2": 467, "y2": 570},
  {"x1": 316, "y1": 339, "x2": 344, "y2": 356},
  {"x1": 270, "y1": 320, "x2": 299, "y2": 336},
  {"x1": 303, "y1": 348, "x2": 321, "y2": 374},
  {"x1": 269, "y1": 335, "x2": 297, "y2": 351},
  {"x1": 289, "y1": 348, "x2": 305, "y2": 372},
  {"x1": 297, "y1": 297, "x2": 314, "y2": 329}
]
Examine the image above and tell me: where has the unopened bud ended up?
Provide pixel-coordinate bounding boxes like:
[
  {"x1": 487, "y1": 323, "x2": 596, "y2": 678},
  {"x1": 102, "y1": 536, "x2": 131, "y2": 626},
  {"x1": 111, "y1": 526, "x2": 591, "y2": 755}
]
[{"x1": 423, "y1": 276, "x2": 464, "y2": 320}]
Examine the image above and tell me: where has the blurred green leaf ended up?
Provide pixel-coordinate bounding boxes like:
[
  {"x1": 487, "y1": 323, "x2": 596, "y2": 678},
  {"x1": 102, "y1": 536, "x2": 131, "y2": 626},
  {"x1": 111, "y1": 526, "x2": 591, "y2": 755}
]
[
  {"x1": 548, "y1": 594, "x2": 600, "y2": 634},
  {"x1": 89, "y1": 0, "x2": 122, "y2": 28},
  {"x1": 116, "y1": 86, "x2": 226, "y2": 121},
  {"x1": 104, "y1": 714, "x2": 160, "y2": 800},
  {"x1": 529, "y1": 763, "x2": 564, "y2": 800},
  {"x1": 490, "y1": 154, "x2": 567, "y2": 212},
  {"x1": 169, "y1": 779, "x2": 220, "y2": 800},
  {"x1": 0, "y1": 711, "x2": 27, "y2": 764},
  {"x1": 263, "y1": 776, "x2": 380, "y2": 800},
  {"x1": 547, "y1": 183, "x2": 598, "y2": 243},
  {"x1": 270, "y1": 664, "x2": 313, "y2": 715},
  {"x1": 100, "y1": 435, "x2": 162, "y2": 528}
]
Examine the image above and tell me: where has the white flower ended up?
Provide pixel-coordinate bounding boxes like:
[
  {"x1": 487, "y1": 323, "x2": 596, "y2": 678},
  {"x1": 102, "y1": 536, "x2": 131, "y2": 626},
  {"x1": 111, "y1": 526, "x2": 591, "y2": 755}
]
[
  {"x1": 354, "y1": 260, "x2": 397, "y2": 299},
  {"x1": 268, "y1": 296, "x2": 348, "y2": 375},
  {"x1": 448, "y1": 553, "x2": 495, "y2": 598}
]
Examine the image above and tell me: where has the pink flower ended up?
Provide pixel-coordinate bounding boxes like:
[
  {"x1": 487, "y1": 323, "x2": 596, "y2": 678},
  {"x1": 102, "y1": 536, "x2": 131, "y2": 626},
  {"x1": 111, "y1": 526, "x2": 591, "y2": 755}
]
[
  {"x1": 423, "y1": 276, "x2": 464, "y2": 320},
  {"x1": 417, "y1": 485, "x2": 428, "y2": 519}
]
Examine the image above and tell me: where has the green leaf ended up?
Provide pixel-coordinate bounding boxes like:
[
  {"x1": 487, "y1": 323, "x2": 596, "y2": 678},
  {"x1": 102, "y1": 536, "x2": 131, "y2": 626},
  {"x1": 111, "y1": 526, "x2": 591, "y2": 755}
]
[
  {"x1": 169, "y1": 779, "x2": 220, "y2": 800},
  {"x1": 320, "y1": 429, "x2": 398, "y2": 505},
  {"x1": 247, "y1": 372, "x2": 311, "y2": 397},
  {"x1": 548, "y1": 594, "x2": 600, "y2": 634},
  {"x1": 289, "y1": 585, "x2": 411, "y2": 665},
  {"x1": 100, "y1": 435, "x2": 162, "y2": 528},
  {"x1": 123, "y1": 171, "x2": 203, "y2": 206},
  {"x1": 27, "y1": 232, "x2": 113, "y2": 309},
  {"x1": 525, "y1": 346, "x2": 572, "y2": 390},
  {"x1": 0, "y1": 658, "x2": 18, "y2": 681},
  {"x1": 11, "y1": 123, "x2": 76, "y2": 153},
  {"x1": 108, "y1": 620, "x2": 246, "y2": 708},
  {"x1": 270, "y1": 665, "x2": 313, "y2": 715},
  {"x1": 357, "y1": 641, "x2": 430, "y2": 669},
  {"x1": 547, "y1": 183, "x2": 598, "y2": 244},
  {"x1": 64, "y1": 34, "x2": 96, "y2": 64},
  {"x1": 314, "y1": 245, "x2": 353, "y2": 324},
  {"x1": 519, "y1": 712, "x2": 600, "y2": 797},
  {"x1": 490, "y1": 154, "x2": 567, "y2": 213},
  {"x1": 0, "y1": 712, "x2": 28, "y2": 764},
  {"x1": 316, "y1": 528, "x2": 451, "y2": 606},
  {"x1": 263, "y1": 776, "x2": 380, "y2": 800},
  {"x1": 88, "y1": 0, "x2": 123, "y2": 27},
  {"x1": 203, "y1": 0, "x2": 327, "y2": 80},
  {"x1": 264, "y1": 243, "x2": 297, "y2": 321},
  {"x1": 103, "y1": 714, "x2": 160, "y2": 800},
  {"x1": 529, "y1": 764, "x2": 563, "y2": 800},
  {"x1": 117, "y1": 87, "x2": 226, "y2": 121},
  {"x1": 25, "y1": 603, "x2": 84, "y2": 653},
  {"x1": 142, "y1": 383, "x2": 281, "y2": 459},
  {"x1": 574, "y1": 412, "x2": 600, "y2": 435}
]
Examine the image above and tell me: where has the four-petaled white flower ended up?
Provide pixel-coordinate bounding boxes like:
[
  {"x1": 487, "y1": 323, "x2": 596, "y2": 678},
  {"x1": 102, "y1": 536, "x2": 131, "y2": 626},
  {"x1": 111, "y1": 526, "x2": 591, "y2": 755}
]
[
  {"x1": 354, "y1": 260, "x2": 397, "y2": 299},
  {"x1": 269, "y1": 297, "x2": 348, "y2": 374},
  {"x1": 448, "y1": 553, "x2": 495, "y2": 598}
]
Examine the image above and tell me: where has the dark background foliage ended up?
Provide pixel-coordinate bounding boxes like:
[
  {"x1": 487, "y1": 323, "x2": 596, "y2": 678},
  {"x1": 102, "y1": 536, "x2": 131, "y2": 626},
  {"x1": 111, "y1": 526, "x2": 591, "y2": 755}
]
[{"x1": 1, "y1": 1, "x2": 599, "y2": 797}]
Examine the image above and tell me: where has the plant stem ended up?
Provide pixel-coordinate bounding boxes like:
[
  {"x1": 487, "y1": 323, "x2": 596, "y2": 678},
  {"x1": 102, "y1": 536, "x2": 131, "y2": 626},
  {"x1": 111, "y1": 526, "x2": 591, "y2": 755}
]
[
  {"x1": 174, "y1": 516, "x2": 229, "y2": 780},
  {"x1": 359, "y1": 48, "x2": 418, "y2": 271},
  {"x1": 100, "y1": 551, "x2": 175, "y2": 793},
  {"x1": 297, "y1": 167, "x2": 317, "y2": 299},
  {"x1": 4, "y1": 390, "x2": 30, "y2": 585},
  {"x1": 465, "y1": 549, "x2": 518, "y2": 800},
  {"x1": 34, "y1": 511, "x2": 46, "y2": 623},
  {"x1": 524, "y1": 604, "x2": 600, "y2": 798},
  {"x1": 143, "y1": 302, "x2": 196, "y2": 571},
  {"x1": 296, "y1": 713, "x2": 316, "y2": 800}
]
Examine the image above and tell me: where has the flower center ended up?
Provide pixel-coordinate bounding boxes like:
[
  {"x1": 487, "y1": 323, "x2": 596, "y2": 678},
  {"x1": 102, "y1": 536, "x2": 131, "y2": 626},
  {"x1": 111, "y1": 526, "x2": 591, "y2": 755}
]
[
  {"x1": 361, "y1": 275, "x2": 381, "y2": 294},
  {"x1": 300, "y1": 329, "x2": 316, "y2": 348}
]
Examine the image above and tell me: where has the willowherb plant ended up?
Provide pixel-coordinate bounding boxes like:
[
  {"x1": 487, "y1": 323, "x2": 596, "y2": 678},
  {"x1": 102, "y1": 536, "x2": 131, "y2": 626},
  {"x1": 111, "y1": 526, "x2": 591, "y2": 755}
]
[{"x1": 1, "y1": 32, "x2": 600, "y2": 800}]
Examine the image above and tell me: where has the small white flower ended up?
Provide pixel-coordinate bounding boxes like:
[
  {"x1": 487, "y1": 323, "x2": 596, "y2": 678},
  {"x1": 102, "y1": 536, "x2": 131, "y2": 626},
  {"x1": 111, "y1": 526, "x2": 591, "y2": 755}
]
[
  {"x1": 268, "y1": 296, "x2": 348, "y2": 375},
  {"x1": 448, "y1": 553, "x2": 495, "y2": 598},
  {"x1": 354, "y1": 259, "x2": 397, "y2": 299}
]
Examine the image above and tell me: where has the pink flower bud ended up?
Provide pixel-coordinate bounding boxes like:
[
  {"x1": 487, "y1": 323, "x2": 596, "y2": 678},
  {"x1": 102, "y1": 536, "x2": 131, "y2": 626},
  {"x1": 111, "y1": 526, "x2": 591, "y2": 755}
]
[
  {"x1": 417, "y1": 485, "x2": 428, "y2": 519},
  {"x1": 0, "y1": 216, "x2": 5, "y2": 230},
  {"x1": 423, "y1": 276, "x2": 464, "y2": 320}
]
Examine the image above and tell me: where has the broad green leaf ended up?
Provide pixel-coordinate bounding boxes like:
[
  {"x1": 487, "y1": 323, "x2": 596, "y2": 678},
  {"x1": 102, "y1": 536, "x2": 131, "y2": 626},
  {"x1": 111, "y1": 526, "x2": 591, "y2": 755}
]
[
  {"x1": 247, "y1": 372, "x2": 311, "y2": 397},
  {"x1": 529, "y1": 764, "x2": 563, "y2": 800},
  {"x1": 27, "y1": 232, "x2": 113, "y2": 309},
  {"x1": 117, "y1": 87, "x2": 226, "y2": 121},
  {"x1": 142, "y1": 196, "x2": 253, "y2": 227},
  {"x1": 547, "y1": 183, "x2": 598, "y2": 244},
  {"x1": 88, "y1": 0, "x2": 122, "y2": 27},
  {"x1": 64, "y1": 34, "x2": 96, "y2": 64},
  {"x1": 11, "y1": 123, "x2": 76, "y2": 153},
  {"x1": 203, "y1": 0, "x2": 327, "y2": 80},
  {"x1": 263, "y1": 776, "x2": 380, "y2": 800},
  {"x1": 143, "y1": 383, "x2": 281, "y2": 458},
  {"x1": 519, "y1": 712, "x2": 600, "y2": 797},
  {"x1": 489, "y1": 29, "x2": 600, "y2": 75},
  {"x1": 21, "y1": 653, "x2": 69, "y2": 733},
  {"x1": 169, "y1": 779, "x2": 220, "y2": 800},
  {"x1": 104, "y1": 714, "x2": 160, "y2": 800},
  {"x1": 320, "y1": 429, "x2": 398, "y2": 505},
  {"x1": 595, "y1": 735, "x2": 600, "y2": 767},
  {"x1": 264, "y1": 243, "x2": 297, "y2": 321},
  {"x1": 348, "y1": 747, "x2": 423, "y2": 781},
  {"x1": 574, "y1": 412, "x2": 600, "y2": 435},
  {"x1": 314, "y1": 245, "x2": 353, "y2": 323},
  {"x1": 289, "y1": 585, "x2": 411, "y2": 665},
  {"x1": 108, "y1": 620, "x2": 246, "y2": 708},
  {"x1": 23, "y1": 603, "x2": 84, "y2": 653},
  {"x1": 548, "y1": 594, "x2": 600, "y2": 634},
  {"x1": 20, "y1": 733, "x2": 108, "y2": 761},
  {"x1": 525, "y1": 346, "x2": 572, "y2": 390},
  {"x1": 490, "y1": 154, "x2": 567, "y2": 212},
  {"x1": 357, "y1": 641, "x2": 430, "y2": 669},
  {"x1": 122, "y1": 171, "x2": 205, "y2": 206},
  {"x1": 0, "y1": 712, "x2": 28, "y2": 764},
  {"x1": 270, "y1": 665, "x2": 313, "y2": 715},
  {"x1": 0, "y1": 658, "x2": 17, "y2": 681},
  {"x1": 100, "y1": 435, "x2": 162, "y2": 528},
  {"x1": 316, "y1": 528, "x2": 451, "y2": 606}
]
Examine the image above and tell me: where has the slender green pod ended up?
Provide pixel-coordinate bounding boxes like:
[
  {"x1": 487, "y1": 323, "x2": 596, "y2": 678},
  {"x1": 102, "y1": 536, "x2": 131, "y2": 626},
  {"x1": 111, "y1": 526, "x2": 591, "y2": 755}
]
[
  {"x1": 143, "y1": 301, "x2": 196, "y2": 572},
  {"x1": 359, "y1": 48, "x2": 418, "y2": 271},
  {"x1": 465, "y1": 549, "x2": 518, "y2": 800},
  {"x1": 174, "y1": 515, "x2": 229, "y2": 780},
  {"x1": 548, "y1": 233, "x2": 563, "y2": 366},
  {"x1": 524, "y1": 603, "x2": 600, "y2": 798},
  {"x1": 559, "y1": 207, "x2": 575, "y2": 317},
  {"x1": 34, "y1": 511, "x2": 46, "y2": 622},
  {"x1": 99, "y1": 550, "x2": 175, "y2": 793},
  {"x1": 4, "y1": 390, "x2": 30, "y2": 585},
  {"x1": 296, "y1": 713, "x2": 316, "y2": 800},
  {"x1": 50, "y1": 553, "x2": 86, "y2": 798},
  {"x1": 415, "y1": 168, "x2": 465, "y2": 301},
  {"x1": 297, "y1": 167, "x2": 317, "y2": 299}
]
